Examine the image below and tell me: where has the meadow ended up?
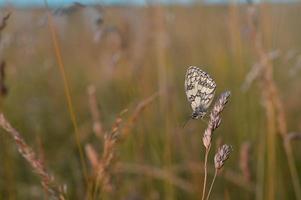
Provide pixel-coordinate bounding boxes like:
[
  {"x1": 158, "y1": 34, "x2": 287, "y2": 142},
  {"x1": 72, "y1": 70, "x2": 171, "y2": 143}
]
[{"x1": 1, "y1": 2, "x2": 301, "y2": 199}]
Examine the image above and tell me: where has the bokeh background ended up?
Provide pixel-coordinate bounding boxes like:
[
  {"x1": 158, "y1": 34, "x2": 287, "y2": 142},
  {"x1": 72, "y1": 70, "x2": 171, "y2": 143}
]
[{"x1": 1, "y1": 0, "x2": 301, "y2": 199}]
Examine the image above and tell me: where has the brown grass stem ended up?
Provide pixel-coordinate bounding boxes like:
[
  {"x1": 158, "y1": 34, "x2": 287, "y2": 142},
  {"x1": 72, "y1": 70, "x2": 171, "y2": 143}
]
[
  {"x1": 202, "y1": 147, "x2": 210, "y2": 200},
  {"x1": 114, "y1": 160, "x2": 255, "y2": 193},
  {"x1": 0, "y1": 114, "x2": 66, "y2": 200},
  {"x1": 85, "y1": 88, "x2": 159, "y2": 199},
  {"x1": 239, "y1": 142, "x2": 252, "y2": 182},
  {"x1": 201, "y1": 91, "x2": 231, "y2": 200},
  {"x1": 43, "y1": 0, "x2": 89, "y2": 192},
  {"x1": 0, "y1": 11, "x2": 10, "y2": 31},
  {"x1": 0, "y1": 12, "x2": 10, "y2": 98},
  {"x1": 91, "y1": 109, "x2": 127, "y2": 199},
  {"x1": 246, "y1": 3, "x2": 301, "y2": 199},
  {"x1": 206, "y1": 169, "x2": 217, "y2": 200},
  {"x1": 87, "y1": 85, "x2": 104, "y2": 139},
  {"x1": 122, "y1": 91, "x2": 159, "y2": 138},
  {"x1": 114, "y1": 162, "x2": 195, "y2": 193},
  {"x1": 171, "y1": 162, "x2": 255, "y2": 192},
  {"x1": 205, "y1": 144, "x2": 232, "y2": 199}
]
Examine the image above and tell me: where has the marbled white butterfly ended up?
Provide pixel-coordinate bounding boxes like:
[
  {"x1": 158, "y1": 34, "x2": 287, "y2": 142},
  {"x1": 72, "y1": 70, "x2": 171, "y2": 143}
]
[{"x1": 185, "y1": 66, "x2": 216, "y2": 120}]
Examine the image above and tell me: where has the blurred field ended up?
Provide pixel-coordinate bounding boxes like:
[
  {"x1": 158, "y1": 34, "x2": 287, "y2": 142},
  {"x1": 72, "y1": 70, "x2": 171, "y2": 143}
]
[{"x1": 1, "y1": 2, "x2": 301, "y2": 199}]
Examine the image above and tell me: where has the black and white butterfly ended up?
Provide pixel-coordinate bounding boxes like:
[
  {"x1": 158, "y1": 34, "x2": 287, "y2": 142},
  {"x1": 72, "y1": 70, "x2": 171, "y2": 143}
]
[{"x1": 185, "y1": 66, "x2": 216, "y2": 120}]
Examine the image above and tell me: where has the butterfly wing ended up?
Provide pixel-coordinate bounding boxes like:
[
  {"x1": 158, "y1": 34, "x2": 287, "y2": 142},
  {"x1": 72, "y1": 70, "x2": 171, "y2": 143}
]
[
  {"x1": 185, "y1": 66, "x2": 216, "y2": 113},
  {"x1": 185, "y1": 66, "x2": 202, "y2": 111}
]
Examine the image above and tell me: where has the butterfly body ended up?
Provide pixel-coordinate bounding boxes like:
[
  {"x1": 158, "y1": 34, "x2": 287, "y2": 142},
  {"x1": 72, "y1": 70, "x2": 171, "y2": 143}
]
[{"x1": 185, "y1": 66, "x2": 216, "y2": 120}]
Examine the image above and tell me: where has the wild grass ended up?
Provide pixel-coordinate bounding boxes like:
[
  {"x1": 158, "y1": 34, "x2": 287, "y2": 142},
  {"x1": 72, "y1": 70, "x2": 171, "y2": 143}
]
[
  {"x1": 244, "y1": 2, "x2": 301, "y2": 199},
  {"x1": 0, "y1": 2, "x2": 301, "y2": 200},
  {"x1": 201, "y1": 91, "x2": 232, "y2": 200},
  {"x1": 85, "y1": 85, "x2": 159, "y2": 198},
  {"x1": 0, "y1": 11, "x2": 10, "y2": 98},
  {"x1": 0, "y1": 114, "x2": 66, "y2": 200}
]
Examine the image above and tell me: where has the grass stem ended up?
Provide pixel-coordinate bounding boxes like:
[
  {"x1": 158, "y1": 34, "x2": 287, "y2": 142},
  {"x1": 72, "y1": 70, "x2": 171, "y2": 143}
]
[
  {"x1": 202, "y1": 146, "x2": 210, "y2": 200},
  {"x1": 206, "y1": 169, "x2": 218, "y2": 200}
]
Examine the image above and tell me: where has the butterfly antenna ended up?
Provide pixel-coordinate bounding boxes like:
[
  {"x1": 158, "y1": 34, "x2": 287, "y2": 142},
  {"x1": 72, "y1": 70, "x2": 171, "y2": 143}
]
[{"x1": 182, "y1": 116, "x2": 192, "y2": 128}]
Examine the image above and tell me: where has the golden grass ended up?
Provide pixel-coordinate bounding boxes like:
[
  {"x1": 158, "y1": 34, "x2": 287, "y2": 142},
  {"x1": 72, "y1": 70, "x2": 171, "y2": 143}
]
[
  {"x1": 245, "y1": 3, "x2": 301, "y2": 199},
  {"x1": 0, "y1": 114, "x2": 66, "y2": 200},
  {"x1": 43, "y1": 1, "x2": 90, "y2": 197},
  {"x1": 0, "y1": 2, "x2": 301, "y2": 199}
]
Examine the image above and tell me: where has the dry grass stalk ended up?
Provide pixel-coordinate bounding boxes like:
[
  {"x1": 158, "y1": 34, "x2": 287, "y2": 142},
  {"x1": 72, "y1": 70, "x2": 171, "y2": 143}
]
[
  {"x1": 153, "y1": 4, "x2": 168, "y2": 108},
  {"x1": 201, "y1": 91, "x2": 231, "y2": 200},
  {"x1": 202, "y1": 91, "x2": 231, "y2": 149},
  {"x1": 171, "y1": 161, "x2": 255, "y2": 192},
  {"x1": 85, "y1": 144, "x2": 100, "y2": 172},
  {"x1": 89, "y1": 109, "x2": 127, "y2": 199},
  {"x1": 86, "y1": 87, "x2": 159, "y2": 197},
  {"x1": 0, "y1": 60, "x2": 8, "y2": 96},
  {"x1": 112, "y1": 158, "x2": 249, "y2": 195},
  {"x1": 96, "y1": 109, "x2": 127, "y2": 192},
  {"x1": 0, "y1": 12, "x2": 10, "y2": 31},
  {"x1": 122, "y1": 92, "x2": 159, "y2": 138},
  {"x1": 87, "y1": 85, "x2": 104, "y2": 139},
  {"x1": 239, "y1": 142, "x2": 252, "y2": 182},
  {"x1": 246, "y1": 2, "x2": 301, "y2": 199},
  {"x1": 114, "y1": 162, "x2": 195, "y2": 193},
  {"x1": 214, "y1": 145, "x2": 232, "y2": 170},
  {"x1": 0, "y1": 114, "x2": 66, "y2": 200},
  {"x1": 241, "y1": 50, "x2": 280, "y2": 91},
  {"x1": 43, "y1": 3, "x2": 91, "y2": 193},
  {"x1": 206, "y1": 145, "x2": 232, "y2": 200},
  {"x1": 0, "y1": 12, "x2": 10, "y2": 97}
]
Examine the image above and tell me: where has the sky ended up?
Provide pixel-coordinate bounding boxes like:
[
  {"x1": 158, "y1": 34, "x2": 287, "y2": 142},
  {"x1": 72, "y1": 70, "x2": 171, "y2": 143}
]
[{"x1": 0, "y1": 0, "x2": 298, "y2": 7}]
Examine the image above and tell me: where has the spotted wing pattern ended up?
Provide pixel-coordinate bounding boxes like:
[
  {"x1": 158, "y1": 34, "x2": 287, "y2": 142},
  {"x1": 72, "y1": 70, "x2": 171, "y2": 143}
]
[{"x1": 185, "y1": 66, "x2": 216, "y2": 113}]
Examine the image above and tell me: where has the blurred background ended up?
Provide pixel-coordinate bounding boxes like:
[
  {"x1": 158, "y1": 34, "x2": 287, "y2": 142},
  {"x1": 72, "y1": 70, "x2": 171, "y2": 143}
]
[{"x1": 1, "y1": 0, "x2": 301, "y2": 199}]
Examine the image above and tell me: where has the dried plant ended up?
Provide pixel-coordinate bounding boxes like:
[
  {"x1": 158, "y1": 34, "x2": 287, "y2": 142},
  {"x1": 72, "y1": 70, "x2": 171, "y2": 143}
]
[
  {"x1": 241, "y1": 50, "x2": 280, "y2": 91},
  {"x1": 206, "y1": 145, "x2": 232, "y2": 200},
  {"x1": 214, "y1": 144, "x2": 232, "y2": 170},
  {"x1": 44, "y1": 3, "x2": 89, "y2": 187},
  {"x1": 0, "y1": 12, "x2": 10, "y2": 32},
  {"x1": 170, "y1": 161, "x2": 255, "y2": 193},
  {"x1": 85, "y1": 144, "x2": 99, "y2": 171},
  {"x1": 86, "y1": 90, "x2": 159, "y2": 198},
  {"x1": 122, "y1": 91, "x2": 159, "y2": 138},
  {"x1": 114, "y1": 162, "x2": 195, "y2": 193},
  {"x1": 87, "y1": 87, "x2": 163, "y2": 199},
  {"x1": 0, "y1": 60, "x2": 8, "y2": 97},
  {"x1": 201, "y1": 91, "x2": 231, "y2": 200},
  {"x1": 0, "y1": 114, "x2": 66, "y2": 200},
  {"x1": 93, "y1": 109, "x2": 127, "y2": 195},
  {"x1": 87, "y1": 85, "x2": 104, "y2": 139},
  {"x1": 202, "y1": 91, "x2": 231, "y2": 149},
  {"x1": 239, "y1": 142, "x2": 252, "y2": 182},
  {"x1": 244, "y1": 2, "x2": 301, "y2": 199},
  {"x1": 0, "y1": 12, "x2": 10, "y2": 98}
]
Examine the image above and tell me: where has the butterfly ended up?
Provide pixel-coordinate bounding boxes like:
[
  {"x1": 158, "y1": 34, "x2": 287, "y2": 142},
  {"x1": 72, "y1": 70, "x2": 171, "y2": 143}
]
[{"x1": 184, "y1": 66, "x2": 216, "y2": 120}]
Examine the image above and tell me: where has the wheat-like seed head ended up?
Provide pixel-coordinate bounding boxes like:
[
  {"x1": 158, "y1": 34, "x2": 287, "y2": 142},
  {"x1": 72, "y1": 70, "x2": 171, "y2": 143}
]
[
  {"x1": 202, "y1": 91, "x2": 231, "y2": 149},
  {"x1": 214, "y1": 144, "x2": 232, "y2": 170}
]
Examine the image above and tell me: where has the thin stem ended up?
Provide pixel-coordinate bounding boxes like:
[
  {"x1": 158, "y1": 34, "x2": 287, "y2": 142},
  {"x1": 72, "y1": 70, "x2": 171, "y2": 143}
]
[
  {"x1": 43, "y1": 0, "x2": 90, "y2": 196},
  {"x1": 246, "y1": 3, "x2": 301, "y2": 199},
  {"x1": 202, "y1": 146, "x2": 210, "y2": 200},
  {"x1": 284, "y1": 140, "x2": 301, "y2": 200},
  {"x1": 0, "y1": 114, "x2": 66, "y2": 199},
  {"x1": 206, "y1": 169, "x2": 218, "y2": 200}
]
